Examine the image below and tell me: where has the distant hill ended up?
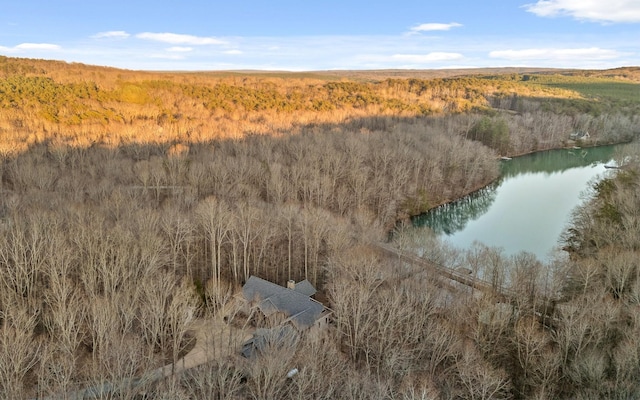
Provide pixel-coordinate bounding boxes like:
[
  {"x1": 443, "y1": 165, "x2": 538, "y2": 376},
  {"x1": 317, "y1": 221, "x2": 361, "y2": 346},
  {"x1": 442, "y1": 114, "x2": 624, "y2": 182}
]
[{"x1": 0, "y1": 56, "x2": 638, "y2": 153}]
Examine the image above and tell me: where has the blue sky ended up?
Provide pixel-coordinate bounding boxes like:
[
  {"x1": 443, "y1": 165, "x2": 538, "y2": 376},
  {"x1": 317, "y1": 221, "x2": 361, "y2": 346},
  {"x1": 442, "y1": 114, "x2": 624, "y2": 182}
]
[{"x1": 1, "y1": 0, "x2": 639, "y2": 71}]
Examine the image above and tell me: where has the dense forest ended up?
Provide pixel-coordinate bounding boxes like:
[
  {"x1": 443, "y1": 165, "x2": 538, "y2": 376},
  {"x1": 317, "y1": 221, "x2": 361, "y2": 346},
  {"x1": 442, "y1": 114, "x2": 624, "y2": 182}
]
[{"x1": 0, "y1": 56, "x2": 639, "y2": 398}]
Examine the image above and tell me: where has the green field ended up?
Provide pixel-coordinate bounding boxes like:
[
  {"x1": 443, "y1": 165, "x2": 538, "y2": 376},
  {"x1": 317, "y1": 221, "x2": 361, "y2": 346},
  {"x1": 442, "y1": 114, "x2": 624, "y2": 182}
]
[{"x1": 528, "y1": 75, "x2": 640, "y2": 102}]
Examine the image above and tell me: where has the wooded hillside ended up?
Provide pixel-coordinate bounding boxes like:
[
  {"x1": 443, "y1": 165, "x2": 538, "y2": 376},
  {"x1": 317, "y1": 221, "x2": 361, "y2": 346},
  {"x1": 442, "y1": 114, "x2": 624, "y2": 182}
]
[
  {"x1": 1, "y1": 57, "x2": 638, "y2": 154},
  {"x1": 0, "y1": 57, "x2": 639, "y2": 398}
]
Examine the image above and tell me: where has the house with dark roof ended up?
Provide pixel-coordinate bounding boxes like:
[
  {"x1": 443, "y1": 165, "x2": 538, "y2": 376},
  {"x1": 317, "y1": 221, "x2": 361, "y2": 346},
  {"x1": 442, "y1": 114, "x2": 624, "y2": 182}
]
[{"x1": 241, "y1": 276, "x2": 331, "y2": 332}]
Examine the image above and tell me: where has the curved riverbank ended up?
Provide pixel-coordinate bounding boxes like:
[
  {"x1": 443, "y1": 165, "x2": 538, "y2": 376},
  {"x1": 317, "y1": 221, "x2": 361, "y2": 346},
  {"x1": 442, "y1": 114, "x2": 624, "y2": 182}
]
[
  {"x1": 399, "y1": 139, "x2": 635, "y2": 225},
  {"x1": 408, "y1": 142, "x2": 634, "y2": 259}
]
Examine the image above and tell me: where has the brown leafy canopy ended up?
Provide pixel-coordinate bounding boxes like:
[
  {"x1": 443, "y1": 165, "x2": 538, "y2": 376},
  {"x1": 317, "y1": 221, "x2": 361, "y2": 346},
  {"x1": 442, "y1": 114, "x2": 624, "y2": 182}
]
[{"x1": 1, "y1": 57, "x2": 638, "y2": 153}]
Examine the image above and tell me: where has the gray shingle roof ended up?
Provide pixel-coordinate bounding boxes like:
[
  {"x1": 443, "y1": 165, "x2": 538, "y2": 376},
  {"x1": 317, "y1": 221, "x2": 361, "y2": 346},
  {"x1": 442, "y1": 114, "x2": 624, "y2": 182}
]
[
  {"x1": 293, "y1": 279, "x2": 316, "y2": 296},
  {"x1": 242, "y1": 276, "x2": 324, "y2": 330}
]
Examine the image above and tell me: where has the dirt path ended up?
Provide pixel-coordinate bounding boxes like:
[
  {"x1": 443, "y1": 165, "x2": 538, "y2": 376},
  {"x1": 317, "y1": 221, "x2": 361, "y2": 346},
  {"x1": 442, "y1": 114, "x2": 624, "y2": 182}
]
[{"x1": 154, "y1": 301, "x2": 252, "y2": 378}]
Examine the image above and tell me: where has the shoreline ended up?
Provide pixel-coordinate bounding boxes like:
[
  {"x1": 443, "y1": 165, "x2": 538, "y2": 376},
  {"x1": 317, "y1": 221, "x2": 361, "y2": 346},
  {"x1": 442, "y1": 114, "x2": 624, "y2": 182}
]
[{"x1": 391, "y1": 139, "x2": 633, "y2": 232}]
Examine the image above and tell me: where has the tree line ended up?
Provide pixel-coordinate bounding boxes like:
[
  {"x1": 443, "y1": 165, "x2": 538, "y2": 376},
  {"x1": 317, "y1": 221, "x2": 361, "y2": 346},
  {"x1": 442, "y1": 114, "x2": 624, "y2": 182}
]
[
  {"x1": 0, "y1": 57, "x2": 639, "y2": 398},
  {"x1": 1, "y1": 56, "x2": 638, "y2": 156}
]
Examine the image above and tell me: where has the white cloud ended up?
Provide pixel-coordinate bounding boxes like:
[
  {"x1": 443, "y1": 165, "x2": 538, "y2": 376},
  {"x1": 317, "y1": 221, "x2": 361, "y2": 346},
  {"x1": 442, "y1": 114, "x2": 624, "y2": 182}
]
[
  {"x1": 392, "y1": 52, "x2": 464, "y2": 62},
  {"x1": 1, "y1": 29, "x2": 635, "y2": 71},
  {"x1": 524, "y1": 0, "x2": 640, "y2": 23},
  {"x1": 1, "y1": 43, "x2": 61, "y2": 51},
  {"x1": 17, "y1": 43, "x2": 61, "y2": 50},
  {"x1": 92, "y1": 31, "x2": 130, "y2": 39},
  {"x1": 489, "y1": 47, "x2": 621, "y2": 61},
  {"x1": 136, "y1": 32, "x2": 226, "y2": 45},
  {"x1": 167, "y1": 46, "x2": 193, "y2": 52},
  {"x1": 149, "y1": 53, "x2": 187, "y2": 60},
  {"x1": 0, "y1": 43, "x2": 60, "y2": 54},
  {"x1": 410, "y1": 22, "x2": 463, "y2": 32}
]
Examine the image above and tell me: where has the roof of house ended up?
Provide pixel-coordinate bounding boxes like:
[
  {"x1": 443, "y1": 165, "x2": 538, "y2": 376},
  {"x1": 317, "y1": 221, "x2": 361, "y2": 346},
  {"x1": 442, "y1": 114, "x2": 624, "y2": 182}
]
[
  {"x1": 242, "y1": 276, "x2": 326, "y2": 330},
  {"x1": 292, "y1": 279, "x2": 316, "y2": 296}
]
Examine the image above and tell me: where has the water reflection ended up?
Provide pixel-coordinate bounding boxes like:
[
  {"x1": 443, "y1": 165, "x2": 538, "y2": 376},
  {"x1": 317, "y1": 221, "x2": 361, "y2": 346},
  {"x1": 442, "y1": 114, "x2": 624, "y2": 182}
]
[
  {"x1": 501, "y1": 146, "x2": 617, "y2": 178},
  {"x1": 413, "y1": 183, "x2": 498, "y2": 235},
  {"x1": 412, "y1": 144, "x2": 626, "y2": 260}
]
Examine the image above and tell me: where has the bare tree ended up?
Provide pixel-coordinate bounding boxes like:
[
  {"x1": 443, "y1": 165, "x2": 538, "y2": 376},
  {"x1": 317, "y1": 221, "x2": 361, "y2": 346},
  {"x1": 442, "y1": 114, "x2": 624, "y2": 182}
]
[
  {"x1": 298, "y1": 206, "x2": 331, "y2": 285},
  {"x1": 161, "y1": 211, "x2": 196, "y2": 277},
  {"x1": 180, "y1": 360, "x2": 244, "y2": 400},
  {"x1": 456, "y1": 345, "x2": 511, "y2": 400},
  {"x1": 36, "y1": 342, "x2": 77, "y2": 398},
  {"x1": 138, "y1": 273, "x2": 176, "y2": 361},
  {"x1": 166, "y1": 279, "x2": 198, "y2": 374},
  {"x1": 233, "y1": 201, "x2": 264, "y2": 283},
  {"x1": 513, "y1": 316, "x2": 559, "y2": 398},
  {"x1": 327, "y1": 251, "x2": 382, "y2": 364},
  {"x1": 279, "y1": 203, "x2": 300, "y2": 281},
  {"x1": 246, "y1": 327, "x2": 299, "y2": 400},
  {"x1": 600, "y1": 249, "x2": 638, "y2": 299},
  {"x1": 0, "y1": 305, "x2": 41, "y2": 399},
  {"x1": 195, "y1": 196, "x2": 232, "y2": 304}
]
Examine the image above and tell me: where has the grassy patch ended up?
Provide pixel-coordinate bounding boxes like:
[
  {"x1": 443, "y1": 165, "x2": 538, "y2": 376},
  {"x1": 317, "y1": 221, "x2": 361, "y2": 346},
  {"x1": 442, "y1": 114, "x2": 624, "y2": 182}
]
[{"x1": 525, "y1": 75, "x2": 640, "y2": 102}]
